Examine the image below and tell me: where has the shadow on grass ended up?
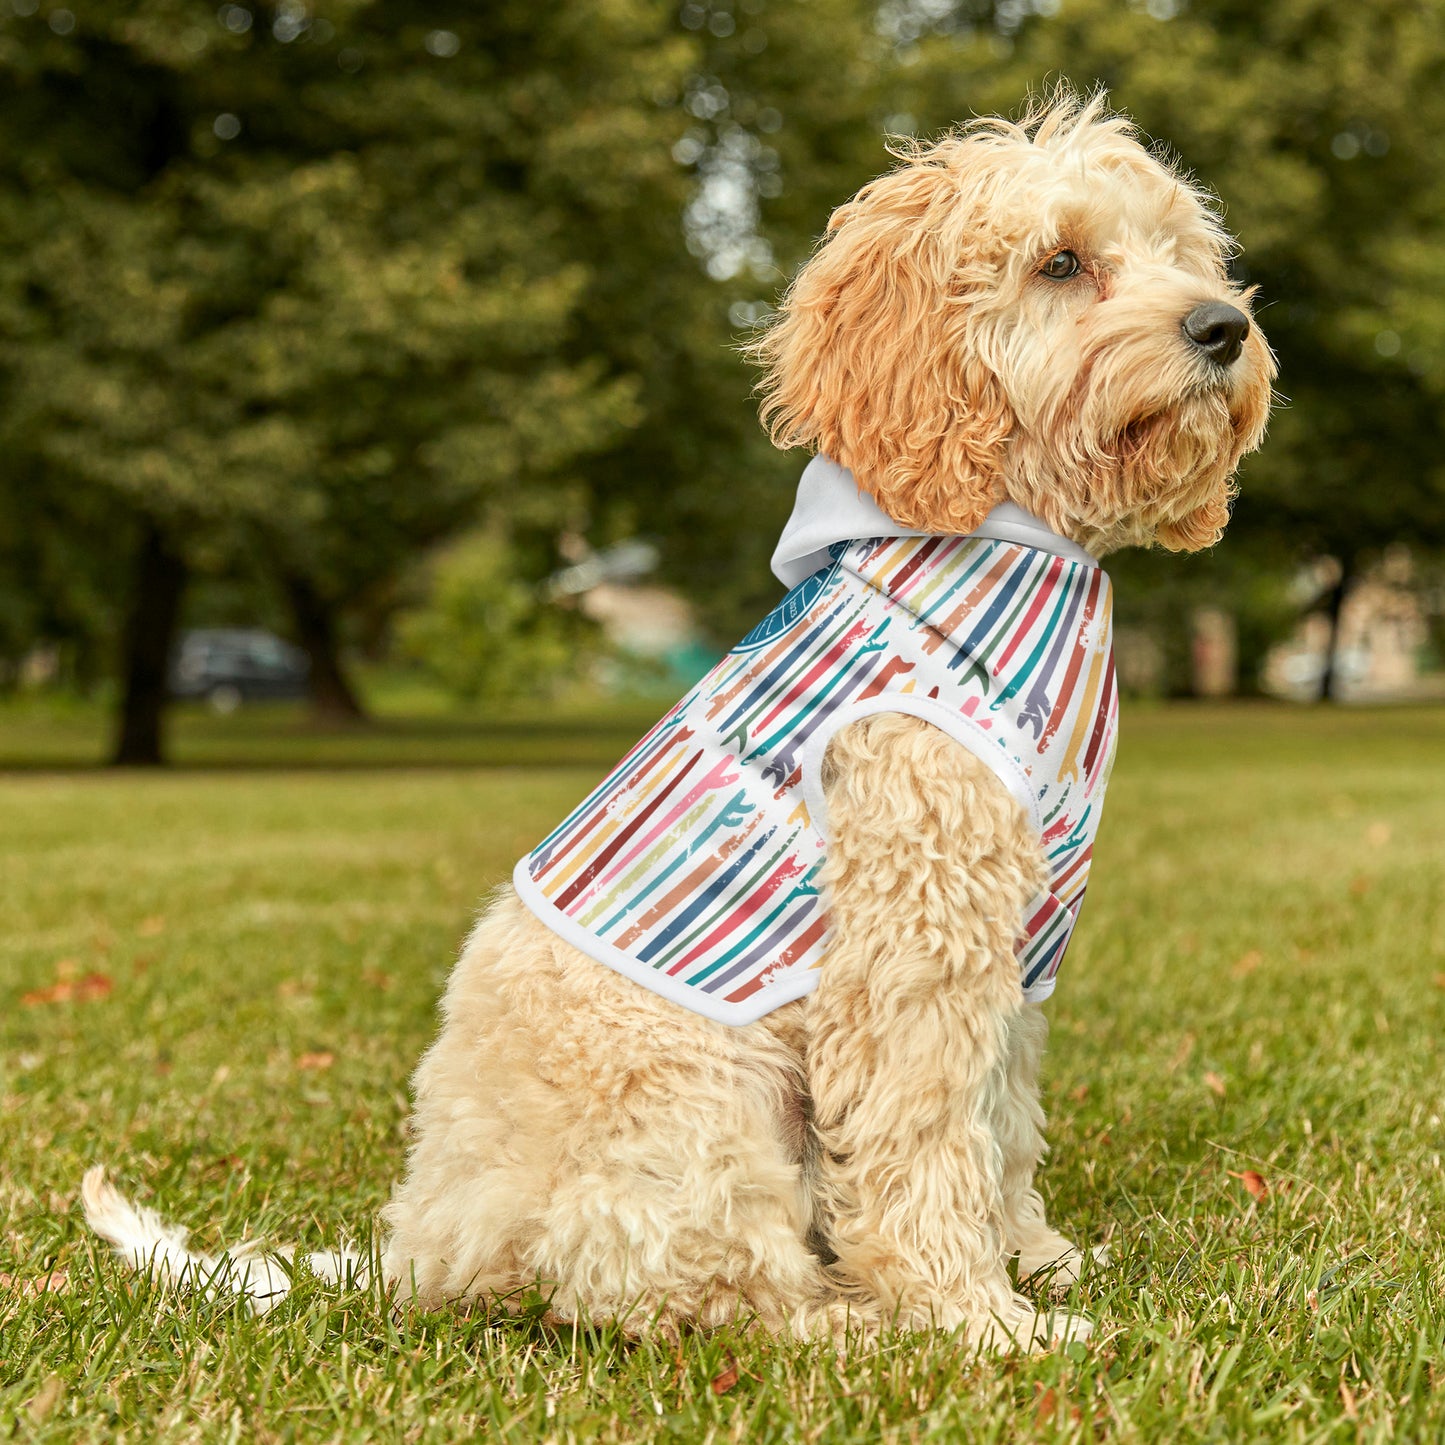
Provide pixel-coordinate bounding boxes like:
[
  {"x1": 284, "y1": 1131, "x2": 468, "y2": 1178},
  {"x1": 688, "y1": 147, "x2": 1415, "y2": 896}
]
[{"x1": 0, "y1": 700, "x2": 667, "y2": 774}]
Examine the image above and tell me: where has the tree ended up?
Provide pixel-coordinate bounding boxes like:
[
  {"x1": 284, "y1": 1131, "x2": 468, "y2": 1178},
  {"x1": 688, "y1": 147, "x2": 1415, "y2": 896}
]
[{"x1": 0, "y1": 0, "x2": 692, "y2": 759}]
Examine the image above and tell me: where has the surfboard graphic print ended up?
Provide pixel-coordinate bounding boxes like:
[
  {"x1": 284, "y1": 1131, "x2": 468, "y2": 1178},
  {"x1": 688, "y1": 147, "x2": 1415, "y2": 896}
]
[{"x1": 514, "y1": 532, "x2": 1117, "y2": 1026}]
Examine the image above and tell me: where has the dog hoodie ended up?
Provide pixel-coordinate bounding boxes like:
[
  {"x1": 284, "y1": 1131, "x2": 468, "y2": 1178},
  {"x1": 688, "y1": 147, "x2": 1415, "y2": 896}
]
[{"x1": 514, "y1": 456, "x2": 1118, "y2": 1026}]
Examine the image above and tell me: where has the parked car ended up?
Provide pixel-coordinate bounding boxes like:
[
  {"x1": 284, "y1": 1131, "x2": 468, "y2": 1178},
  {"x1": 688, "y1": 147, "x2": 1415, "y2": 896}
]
[{"x1": 169, "y1": 629, "x2": 310, "y2": 712}]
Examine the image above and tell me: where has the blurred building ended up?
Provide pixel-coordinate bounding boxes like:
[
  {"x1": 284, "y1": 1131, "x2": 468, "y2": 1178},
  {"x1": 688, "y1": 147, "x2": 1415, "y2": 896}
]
[
  {"x1": 547, "y1": 539, "x2": 718, "y2": 690},
  {"x1": 1262, "y1": 548, "x2": 1442, "y2": 701}
]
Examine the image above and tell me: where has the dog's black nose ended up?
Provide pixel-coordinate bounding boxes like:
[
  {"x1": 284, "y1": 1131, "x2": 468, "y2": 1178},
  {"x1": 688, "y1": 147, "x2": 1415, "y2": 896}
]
[{"x1": 1182, "y1": 302, "x2": 1251, "y2": 366}]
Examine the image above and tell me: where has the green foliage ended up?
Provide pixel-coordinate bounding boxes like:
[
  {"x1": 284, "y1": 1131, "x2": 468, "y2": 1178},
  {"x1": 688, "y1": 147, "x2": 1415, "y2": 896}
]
[
  {"x1": 396, "y1": 533, "x2": 597, "y2": 705},
  {"x1": 0, "y1": 1, "x2": 686, "y2": 621},
  {"x1": 5, "y1": 0, "x2": 1445, "y2": 704},
  {"x1": 2, "y1": 703, "x2": 1444, "y2": 1439}
]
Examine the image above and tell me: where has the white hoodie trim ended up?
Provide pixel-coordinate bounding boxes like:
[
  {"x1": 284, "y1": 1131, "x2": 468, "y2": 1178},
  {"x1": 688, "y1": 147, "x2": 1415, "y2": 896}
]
[{"x1": 770, "y1": 455, "x2": 1097, "y2": 588}]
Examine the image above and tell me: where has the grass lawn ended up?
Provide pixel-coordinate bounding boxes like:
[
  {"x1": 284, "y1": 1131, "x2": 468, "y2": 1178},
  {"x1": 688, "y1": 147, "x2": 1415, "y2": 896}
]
[{"x1": 2, "y1": 701, "x2": 1443, "y2": 1442}]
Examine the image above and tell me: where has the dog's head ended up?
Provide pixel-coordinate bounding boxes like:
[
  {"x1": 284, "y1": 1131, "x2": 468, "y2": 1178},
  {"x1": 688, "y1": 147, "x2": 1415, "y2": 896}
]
[{"x1": 752, "y1": 91, "x2": 1275, "y2": 555}]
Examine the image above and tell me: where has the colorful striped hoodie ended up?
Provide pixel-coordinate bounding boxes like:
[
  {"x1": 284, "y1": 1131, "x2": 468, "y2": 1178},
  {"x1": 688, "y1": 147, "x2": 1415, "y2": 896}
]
[{"x1": 513, "y1": 457, "x2": 1118, "y2": 1026}]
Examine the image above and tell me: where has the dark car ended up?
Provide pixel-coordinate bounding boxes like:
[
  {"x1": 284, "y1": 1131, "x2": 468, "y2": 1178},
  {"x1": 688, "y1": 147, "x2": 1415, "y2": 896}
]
[{"x1": 169, "y1": 629, "x2": 310, "y2": 712}]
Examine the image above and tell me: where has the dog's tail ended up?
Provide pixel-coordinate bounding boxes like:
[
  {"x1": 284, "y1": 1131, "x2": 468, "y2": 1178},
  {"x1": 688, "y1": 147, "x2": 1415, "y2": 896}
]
[{"x1": 81, "y1": 1166, "x2": 368, "y2": 1315}]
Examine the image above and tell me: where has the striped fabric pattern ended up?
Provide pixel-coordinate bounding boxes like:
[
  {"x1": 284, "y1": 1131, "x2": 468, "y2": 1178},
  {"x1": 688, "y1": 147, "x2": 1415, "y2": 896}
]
[{"x1": 514, "y1": 532, "x2": 1117, "y2": 1026}]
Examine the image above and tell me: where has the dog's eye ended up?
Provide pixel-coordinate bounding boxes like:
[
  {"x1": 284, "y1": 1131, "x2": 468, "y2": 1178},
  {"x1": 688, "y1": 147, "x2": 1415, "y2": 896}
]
[{"x1": 1041, "y1": 250, "x2": 1082, "y2": 280}]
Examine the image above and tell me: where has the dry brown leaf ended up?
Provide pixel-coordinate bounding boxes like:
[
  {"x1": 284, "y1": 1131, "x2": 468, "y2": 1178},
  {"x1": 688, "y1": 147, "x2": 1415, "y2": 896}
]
[
  {"x1": 710, "y1": 1356, "x2": 739, "y2": 1396},
  {"x1": 1231, "y1": 950, "x2": 1263, "y2": 978},
  {"x1": 1034, "y1": 1386, "x2": 1058, "y2": 1425},
  {"x1": 1204, "y1": 1071, "x2": 1227, "y2": 1098},
  {"x1": 1228, "y1": 1169, "x2": 1268, "y2": 1200},
  {"x1": 138, "y1": 915, "x2": 166, "y2": 937},
  {"x1": 27, "y1": 1375, "x2": 64, "y2": 1423},
  {"x1": 295, "y1": 1051, "x2": 335, "y2": 1072},
  {"x1": 21, "y1": 973, "x2": 112, "y2": 1007},
  {"x1": 0, "y1": 1267, "x2": 69, "y2": 1299},
  {"x1": 21, "y1": 982, "x2": 69, "y2": 1006}
]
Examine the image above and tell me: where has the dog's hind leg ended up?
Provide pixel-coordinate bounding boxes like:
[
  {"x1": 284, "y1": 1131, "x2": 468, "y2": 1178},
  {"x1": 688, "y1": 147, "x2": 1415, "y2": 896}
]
[
  {"x1": 805, "y1": 713, "x2": 1090, "y2": 1350},
  {"x1": 383, "y1": 894, "x2": 836, "y2": 1339}
]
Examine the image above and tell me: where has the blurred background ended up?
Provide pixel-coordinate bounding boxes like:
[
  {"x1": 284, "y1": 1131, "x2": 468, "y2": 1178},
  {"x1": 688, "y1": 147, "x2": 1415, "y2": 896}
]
[{"x1": 2, "y1": 0, "x2": 1444, "y2": 766}]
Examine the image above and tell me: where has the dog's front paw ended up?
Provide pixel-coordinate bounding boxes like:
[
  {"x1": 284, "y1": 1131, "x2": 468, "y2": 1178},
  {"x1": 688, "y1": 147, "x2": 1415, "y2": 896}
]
[
  {"x1": 969, "y1": 1295, "x2": 1093, "y2": 1353},
  {"x1": 1017, "y1": 1239, "x2": 1110, "y2": 1294}
]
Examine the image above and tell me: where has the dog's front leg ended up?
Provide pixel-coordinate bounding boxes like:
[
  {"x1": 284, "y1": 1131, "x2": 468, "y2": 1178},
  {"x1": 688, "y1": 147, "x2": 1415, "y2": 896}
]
[
  {"x1": 995, "y1": 1003, "x2": 1095, "y2": 1290},
  {"x1": 806, "y1": 713, "x2": 1088, "y2": 1350}
]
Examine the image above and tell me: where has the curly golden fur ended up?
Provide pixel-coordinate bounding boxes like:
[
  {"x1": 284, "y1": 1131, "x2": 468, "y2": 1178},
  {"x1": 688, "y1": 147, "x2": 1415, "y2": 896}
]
[
  {"x1": 751, "y1": 93, "x2": 1273, "y2": 554},
  {"x1": 85, "y1": 91, "x2": 1274, "y2": 1353},
  {"x1": 378, "y1": 91, "x2": 1273, "y2": 1350}
]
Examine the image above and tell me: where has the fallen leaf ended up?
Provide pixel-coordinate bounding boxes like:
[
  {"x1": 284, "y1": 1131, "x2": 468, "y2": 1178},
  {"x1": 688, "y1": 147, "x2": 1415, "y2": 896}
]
[
  {"x1": 21, "y1": 973, "x2": 112, "y2": 1007},
  {"x1": 1433, "y1": 973, "x2": 1445, "y2": 990},
  {"x1": 1228, "y1": 1169, "x2": 1268, "y2": 1200},
  {"x1": 21, "y1": 982, "x2": 70, "y2": 1006},
  {"x1": 1349, "y1": 875, "x2": 1372, "y2": 898},
  {"x1": 1231, "y1": 950, "x2": 1263, "y2": 978},
  {"x1": 1204, "y1": 1071, "x2": 1227, "y2": 1098},
  {"x1": 1034, "y1": 1386, "x2": 1058, "y2": 1425},
  {"x1": 710, "y1": 1356, "x2": 739, "y2": 1396},
  {"x1": 295, "y1": 1051, "x2": 334, "y2": 1072},
  {"x1": 27, "y1": 1374, "x2": 64, "y2": 1423},
  {"x1": 0, "y1": 1267, "x2": 69, "y2": 1299},
  {"x1": 138, "y1": 915, "x2": 166, "y2": 937}
]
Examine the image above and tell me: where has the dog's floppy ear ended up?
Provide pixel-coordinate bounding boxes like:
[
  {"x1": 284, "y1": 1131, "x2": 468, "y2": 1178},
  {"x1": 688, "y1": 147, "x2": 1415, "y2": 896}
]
[{"x1": 751, "y1": 144, "x2": 1013, "y2": 534}]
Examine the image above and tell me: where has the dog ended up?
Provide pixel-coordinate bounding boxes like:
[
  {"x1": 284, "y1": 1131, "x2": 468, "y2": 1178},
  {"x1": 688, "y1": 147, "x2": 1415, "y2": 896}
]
[{"x1": 85, "y1": 90, "x2": 1273, "y2": 1351}]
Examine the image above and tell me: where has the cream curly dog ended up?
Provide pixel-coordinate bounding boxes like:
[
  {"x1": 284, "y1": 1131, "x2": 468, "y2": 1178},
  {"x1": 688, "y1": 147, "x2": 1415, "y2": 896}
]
[{"x1": 85, "y1": 93, "x2": 1273, "y2": 1350}]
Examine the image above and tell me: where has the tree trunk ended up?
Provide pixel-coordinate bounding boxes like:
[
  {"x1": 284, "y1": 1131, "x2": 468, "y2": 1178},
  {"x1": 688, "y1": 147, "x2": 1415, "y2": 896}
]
[
  {"x1": 284, "y1": 572, "x2": 367, "y2": 724},
  {"x1": 111, "y1": 523, "x2": 187, "y2": 766},
  {"x1": 1317, "y1": 553, "x2": 1355, "y2": 703}
]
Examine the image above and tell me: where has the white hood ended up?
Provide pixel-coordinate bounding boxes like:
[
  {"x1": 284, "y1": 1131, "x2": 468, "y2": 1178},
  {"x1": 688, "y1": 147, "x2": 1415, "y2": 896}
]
[{"x1": 771, "y1": 455, "x2": 1097, "y2": 588}]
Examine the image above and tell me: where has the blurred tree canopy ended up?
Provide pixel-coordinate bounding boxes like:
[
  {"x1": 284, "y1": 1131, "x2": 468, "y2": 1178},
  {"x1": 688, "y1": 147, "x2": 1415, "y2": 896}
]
[
  {"x1": 2, "y1": 0, "x2": 1444, "y2": 758},
  {"x1": 0, "y1": 1, "x2": 705, "y2": 757}
]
